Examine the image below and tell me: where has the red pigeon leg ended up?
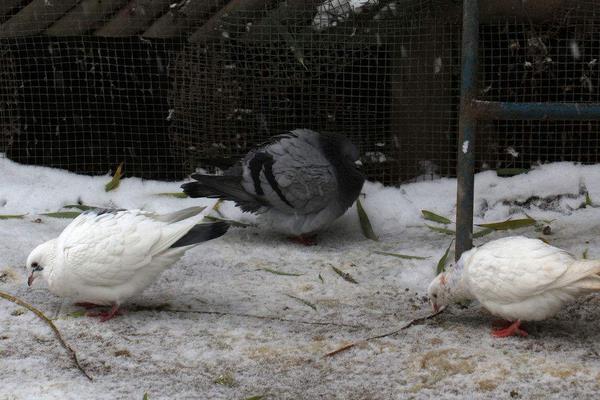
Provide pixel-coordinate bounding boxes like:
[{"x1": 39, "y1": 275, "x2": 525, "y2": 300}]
[
  {"x1": 86, "y1": 304, "x2": 123, "y2": 322},
  {"x1": 288, "y1": 234, "x2": 318, "y2": 246},
  {"x1": 491, "y1": 320, "x2": 528, "y2": 338}
]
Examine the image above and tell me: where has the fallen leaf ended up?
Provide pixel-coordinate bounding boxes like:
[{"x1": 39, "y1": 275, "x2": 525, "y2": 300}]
[
  {"x1": 373, "y1": 251, "x2": 430, "y2": 260},
  {"x1": 331, "y1": 266, "x2": 358, "y2": 284},
  {"x1": 357, "y1": 198, "x2": 378, "y2": 241},
  {"x1": 421, "y1": 210, "x2": 451, "y2": 224},
  {"x1": 105, "y1": 162, "x2": 124, "y2": 192}
]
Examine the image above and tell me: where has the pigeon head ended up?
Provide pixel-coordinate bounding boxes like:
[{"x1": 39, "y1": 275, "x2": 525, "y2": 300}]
[
  {"x1": 427, "y1": 272, "x2": 452, "y2": 312},
  {"x1": 26, "y1": 239, "x2": 57, "y2": 287}
]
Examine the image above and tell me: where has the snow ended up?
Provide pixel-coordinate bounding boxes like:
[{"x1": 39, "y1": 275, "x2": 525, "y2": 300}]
[
  {"x1": 3, "y1": 156, "x2": 600, "y2": 398},
  {"x1": 312, "y1": 0, "x2": 374, "y2": 31}
]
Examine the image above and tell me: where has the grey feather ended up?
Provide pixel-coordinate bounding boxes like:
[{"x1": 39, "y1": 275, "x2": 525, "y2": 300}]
[
  {"x1": 152, "y1": 206, "x2": 206, "y2": 223},
  {"x1": 170, "y1": 221, "x2": 229, "y2": 248}
]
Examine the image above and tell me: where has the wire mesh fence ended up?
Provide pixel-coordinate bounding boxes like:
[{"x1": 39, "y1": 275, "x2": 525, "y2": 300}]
[{"x1": 0, "y1": 0, "x2": 599, "y2": 184}]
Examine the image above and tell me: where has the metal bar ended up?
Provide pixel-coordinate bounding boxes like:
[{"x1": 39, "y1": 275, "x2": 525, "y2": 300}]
[
  {"x1": 470, "y1": 100, "x2": 600, "y2": 120},
  {"x1": 455, "y1": 0, "x2": 479, "y2": 261}
]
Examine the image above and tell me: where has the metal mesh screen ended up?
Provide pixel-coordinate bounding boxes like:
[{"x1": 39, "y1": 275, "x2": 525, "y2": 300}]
[{"x1": 0, "y1": 1, "x2": 599, "y2": 183}]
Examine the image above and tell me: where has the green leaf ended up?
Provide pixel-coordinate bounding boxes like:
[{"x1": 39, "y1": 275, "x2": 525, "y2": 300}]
[
  {"x1": 259, "y1": 268, "x2": 302, "y2": 276},
  {"x1": 204, "y1": 215, "x2": 254, "y2": 228},
  {"x1": 496, "y1": 168, "x2": 528, "y2": 177},
  {"x1": 63, "y1": 204, "x2": 95, "y2": 211},
  {"x1": 372, "y1": 250, "x2": 430, "y2": 260},
  {"x1": 476, "y1": 217, "x2": 536, "y2": 231},
  {"x1": 356, "y1": 198, "x2": 378, "y2": 241},
  {"x1": 0, "y1": 214, "x2": 26, "y2": 220},
  {"x1": 156, "y1": 192, "x2": 188, "y2": 198},
  {"x1": 583, "y1": 248, "x2": 589, "y2": 259},
  {"x1": 105, "y1": 162, "x2": 124, "y2": 192},
  {"x1": 421, "y1": 210, "x2": 451, "y2": 224},
  {"x1": 472, "y1": 228, "x2": 494, "y2": 238},
  {"x1": 243, "y1": 397, "x2": 264, "y2": 400},
  {"x1": 41, "y1": 211, "x2": 82, "y2": 219},
  {"x1": 331, "y1": 266, "x2": 358, "y2": 284},
  {"x1": 143, "y1": 393, "x2": 149, "y2": 400},
  {"x1": 436, "y1": 240, "x2": 454, "y2": 275},
  {"x1": 586, "y1": 191, "x2": 593, "y2": 206},
  {"x1": 318, "y1": 273, "x2": 324, "y2": 283},
  {"x1": 68, "y1": 310, "x2": 86, "y2": 318},
  {"x1": 426, "y1": 224, "x2": 455, "y2": 235},
  {"x1": 286, "y1": 294, "x2": 317, "y2": 311}
]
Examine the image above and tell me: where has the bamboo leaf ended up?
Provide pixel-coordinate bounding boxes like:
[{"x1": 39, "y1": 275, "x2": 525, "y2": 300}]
[
  {"x1": 436, "y1": 240, "x2": 454, "y2": 275},
  {"x1": 244, "y1": 397, "x2": 264, "y2": 400},
  {"x1": 41, "y1": 211, "x2": 82, "y2": 219},
  {"x1": 0, "y1": 214, "x2": 26, "y2": 220},
  {"x1": 426, "y1": 224, "x2": 455, "y2": 235},
  {"x1": 476, "y1": 217, "x2": 536, "y2": 230},
  {"x1": 67, "y1": 310, "x2": 86, "y2": 318},
  {"x1": 318, "y1": 273, "x2": 324, "y2": 283},
  {"x1": 285, "y1": 294, "x2": 317, "y2": 311},
  {"x1": 63, "y1": 204, "x2": 95, "y2": 211},
  {"x1": 104, "y1": 162, "x2": 124, "y2": 192},
  {"x1": 373, "y1": 251, "x2": 430, "y2": 260},
  {"x1": 586, "y1": 191, "x2": 593, "y2": 206},
  {"x1": 143, "y1": 394, "x2": 149, "y2": 400},
  {"x1": 421, "y1": 210, "x2": 451, "y2": 224},
  {"x1": 156, "y1": 192, "x2": 188, "y2": 198},
  {"x1": 583, "y1": 248, "x2": 589, "y2": 259},
  {"x1": 259, "y1": 268, "x2": 302, "y2": 276},
  {"x1": 331, "y1": 266, "x2": 358, "y2": 284},
  {"x1": 356, "y1": 198, "x2": 378, "y2": 241},
  {"x1": 472, "y1": 228, "x2": 494, "y2": 238}
]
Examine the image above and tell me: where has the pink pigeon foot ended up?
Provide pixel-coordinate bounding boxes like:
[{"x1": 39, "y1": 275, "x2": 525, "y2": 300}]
[
  {"x1": 86, "y1": 304, "x2": 123, "y2": 322},
  {"x1": 288, "y1": 234, "x2": 318, "y2": 246},
  {"x1": 74, "y1": 302, "x2": 102, "y2": 309},
  {"x1": 492, "y1": 319, "x2": 528, "y2": 338}
]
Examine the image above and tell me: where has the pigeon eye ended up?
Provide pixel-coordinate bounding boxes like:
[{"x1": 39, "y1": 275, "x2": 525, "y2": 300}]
[
  {"x1": 31, "y1": 262, "x2": 42, "y2": 271},
  {"x1": 433, "y1": 294, "x2": 438, "y2": 299}
]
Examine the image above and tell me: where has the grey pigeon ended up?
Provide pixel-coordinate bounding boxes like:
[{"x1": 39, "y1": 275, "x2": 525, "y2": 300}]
[{"x1": 181, "y1": 129, "x2": 365, "y2": 244}]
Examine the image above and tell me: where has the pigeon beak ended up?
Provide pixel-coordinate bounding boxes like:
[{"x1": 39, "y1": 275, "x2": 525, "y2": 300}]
[{"x1": 27, "y1": 272, "x2": 35, "y2": 287}]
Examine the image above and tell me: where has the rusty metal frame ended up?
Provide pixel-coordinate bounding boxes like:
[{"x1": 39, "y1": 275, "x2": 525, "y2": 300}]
[{"x1": 455, "y1": 0, "x2": 600, "y2": 259}]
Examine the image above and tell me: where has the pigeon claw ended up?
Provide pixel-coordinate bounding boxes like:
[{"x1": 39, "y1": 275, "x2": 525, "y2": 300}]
[
  {"x1": 491, "y1": 319, "x2": 528, "y2": 338},
  {"x1": 86, "y1": 304, "x2": 123, "y2": 322}
]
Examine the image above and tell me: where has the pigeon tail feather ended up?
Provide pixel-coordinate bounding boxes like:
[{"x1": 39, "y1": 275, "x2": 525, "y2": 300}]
[
  {"x1": 171, "y1": 221, "x2": 229, "y2": 248},
  {"x1": 181, "y1": 175, "x2": 264, "y2": 213}
]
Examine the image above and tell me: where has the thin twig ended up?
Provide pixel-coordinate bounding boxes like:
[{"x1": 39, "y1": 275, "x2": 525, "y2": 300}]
[
  {"x1": 324, "y1": 307, "x2": 446, "y2": 357},
  {"x1": 132, "y1": 305, "x2": 368, "y2": 329},
  {"x1": 0, "y1": 290, "x2": 93, "y2": 380}
]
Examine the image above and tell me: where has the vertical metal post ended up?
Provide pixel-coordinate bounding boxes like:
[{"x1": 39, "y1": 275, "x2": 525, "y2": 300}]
[{"x1": 456, "y1": 0, "x2": 479, "y2": 260}]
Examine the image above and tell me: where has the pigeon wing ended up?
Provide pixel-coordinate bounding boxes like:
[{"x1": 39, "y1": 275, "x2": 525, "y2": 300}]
[
  {"x1": 55, "y1": 210, "x2": 168, "y2": 287},
  {"x1": 465, "y1": 237, "x2": 575, "y2": 303},
  {"x1": 241, "y1": 130, "x2": 337, "y2": 214}
]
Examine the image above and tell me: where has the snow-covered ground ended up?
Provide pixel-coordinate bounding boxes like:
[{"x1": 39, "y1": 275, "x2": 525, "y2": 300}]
[{"x1": 3, "y1": 156, "x2": 600, "y2": 399}]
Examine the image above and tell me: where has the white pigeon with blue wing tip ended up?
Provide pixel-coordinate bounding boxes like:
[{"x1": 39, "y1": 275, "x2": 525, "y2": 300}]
[
  {"x1": 26, "y1": 207, "x2": 229, "y2": 321},
  {"x1": 181, "y1": 129, "x2": 365, "y2": 244},
  {"x1": 428, "y1": 236, "x2": 600, "y2": 338}
]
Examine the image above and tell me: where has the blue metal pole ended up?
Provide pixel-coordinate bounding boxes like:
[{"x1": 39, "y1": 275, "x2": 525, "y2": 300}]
[
  {"x1": 456, "y1": 0, "x2": 479, "y2": 260},
  {"x1": 470, "y1": 100, "x2": 600, "y2": 120}
]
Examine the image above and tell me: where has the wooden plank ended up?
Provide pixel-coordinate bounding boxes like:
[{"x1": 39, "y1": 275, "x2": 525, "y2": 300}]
[
  {"x1": 0, "y1": 0, "x2": 24, "y2": 18},
  {"x1": 188, "y1": 0, "x2": 273, "y2": 43},
  {"x1": 143, "y1": 0, "x2": 225, "y2": 39},
  {"x1": 46, "y1": 0, "x2": 128, "y2": 36},
  {"x1": 0, "y1": 0, "x2": 80, "y2": 38},
  {"x1": 94, "y1": 0, "x2": 172, "y2": 37}
]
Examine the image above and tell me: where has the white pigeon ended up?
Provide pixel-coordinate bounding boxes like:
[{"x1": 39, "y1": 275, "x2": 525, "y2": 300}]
[
  {"x1": 181, "y1": 129, "x2": 365, "y2": 245},
  {"x1": 428, "y1": 236, "x2": 600, "y2": 337},
  {"x1": 26, "y1": 207, "x2": 229, "y2": 321}
]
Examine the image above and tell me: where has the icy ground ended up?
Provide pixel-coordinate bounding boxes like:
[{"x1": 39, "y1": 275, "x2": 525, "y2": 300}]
[{"x1": 4, "y1": 157, "x2": 600, "y2": 399}]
